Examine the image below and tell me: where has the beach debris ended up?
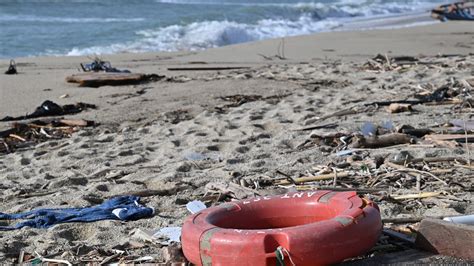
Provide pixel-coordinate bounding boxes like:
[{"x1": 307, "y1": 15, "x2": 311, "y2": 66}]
[
  {"x1": 415, "y1": 218, "x2": 474, "y2": 260},
  {"x1": 351, "y1": 133, "x2": 414, "y2": 148},
  {"x1": 66, "y1": 72, "x2": 164, "y2": 87},
  {"x1": 387, "y1": 103, "x2": 413, "y2": 113},
  {"x1": 131, "y1": 227, "x2": 182, "y2": 246},
  {"x1": 131, "y1": 229, "x2": 158, "y2": 244},
  {"x1": 214, "y1": 93, "x2": 291, "y2": 113},
  {"x1": 431, "y1": 2, "x2": 474, "y2": 21},
  {"x1": 274, "y1": 171, "x2": 350, "y2": 186},
  {"x1": 34, "y1": 252, "x2": 72, "y2": 266},
  {"x1": 0, "y1": 196, "x2": 154, "y2": 230},
  {"x1": 424, "y1": 134, "x2": 474, "y2": 143},
  {"x1": 205, "y1": 181, "x2": 260, "y2": 200},
  {"x1": 163, "y1": 109, "x2": 193, "y2": 124},
  {"x1": 4, "y1": 59, "x2": 17, "y2": 75},
  {"x1": 153, "y1": 227, "x2": 182, "y2": 245},
  {"x1": 162, "y1": 243, "x2": 188, "y2": 265},
  {"x1": 186, "y1": 200, "x2": 207, "y2": 214},
  {"x1": 0, "y1": 100, "x2": 96, "y2": 121},
  {"x1": 0, "y1": 118, "x2": 95, "y2": 154},
  {"x1": 167, "y1": 66, "x2": 250, "y2": 71},
  {"x1": 443, "y1": 214, "x2": 474, "y2": 225},
  {"x1": 80, "y1": 57, "x2": 130, "y2": 73}
]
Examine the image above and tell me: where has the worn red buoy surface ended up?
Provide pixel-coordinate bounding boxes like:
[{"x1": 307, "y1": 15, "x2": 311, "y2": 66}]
[{"x1": 182, "y1": 191, "x2": 382, "y2": 266}]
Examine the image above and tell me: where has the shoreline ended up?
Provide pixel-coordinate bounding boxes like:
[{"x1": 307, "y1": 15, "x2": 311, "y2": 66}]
[
  {"x1": 1, "y1": 21, "x2": 473, "y2": 121},
  {"x1": 0, "y1": 7, "x2": 444, "y2": 60}
]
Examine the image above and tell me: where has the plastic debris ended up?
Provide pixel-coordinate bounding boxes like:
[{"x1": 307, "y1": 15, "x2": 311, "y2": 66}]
[
  {"x1": 443, "y1": 214, "x2": 474, "y2": 225},
  {"x1": 186, "y1": 200, "x2": 207, "y2": 214},
  {"x1": 153, "y1": 227, "x2": 182, "y2": 245}
]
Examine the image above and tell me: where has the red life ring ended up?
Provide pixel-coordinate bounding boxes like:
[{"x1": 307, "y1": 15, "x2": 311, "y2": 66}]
[{"x1": 182, "y1": 191, "x2": 381, "y2": 266}]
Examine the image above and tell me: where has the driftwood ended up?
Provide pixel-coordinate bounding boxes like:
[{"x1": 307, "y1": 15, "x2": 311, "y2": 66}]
[
  {"x1": 66, "y1": 73, "x2": 163, "y2": 87},
  {"x1": 425, "y1": 134, "x2": 474, "y2": 143},
  {"x1": 387, "y1": 103, "x2": 412, "y2": 113},
  {"x1": 351, "y1": 133, "x2": 413, "y2": 148},
  {"x1": 390, "y1": 192, "x2": 442, "y2": 201},
  {"x1": 167, "y1": 66, "x2": 250, "y2": 71},
  {"x1": 415, "y1": 218, "x2": 474, "y2": 260},
  {"x1": 275, "y1": 172, "x2": 349, "y2": 185}
]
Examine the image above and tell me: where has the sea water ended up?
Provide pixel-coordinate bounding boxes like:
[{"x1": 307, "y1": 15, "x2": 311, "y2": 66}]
[{"x1": 0, "y1": 0, "x2": 448, "y2": 58}]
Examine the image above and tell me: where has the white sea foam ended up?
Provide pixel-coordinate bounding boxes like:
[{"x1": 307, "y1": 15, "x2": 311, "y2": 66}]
[
  {"x1": 65, "y1": 15, "x2": 342, "y2": 56},
  {"x1": 0, "y1": 14, "x2": 144, "y2": 23},
  {"x1": 48, "y1": 0, "x2": 447, "y2": 56}
]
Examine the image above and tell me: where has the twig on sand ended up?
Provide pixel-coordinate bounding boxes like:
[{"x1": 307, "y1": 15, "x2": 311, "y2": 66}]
[{"x1": 390, "y1": 191, "x2": 443, "y2": 200}]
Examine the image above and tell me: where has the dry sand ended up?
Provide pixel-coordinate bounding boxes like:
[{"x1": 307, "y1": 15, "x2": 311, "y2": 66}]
[{"x1": 0, "y1": 21, "x2": 473, "y2": 264}]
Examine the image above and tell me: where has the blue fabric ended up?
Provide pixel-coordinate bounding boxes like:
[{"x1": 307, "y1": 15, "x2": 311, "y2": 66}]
[
  {"x1": 444, "y1": 9, "x2": 474, "y2": 20},
  {"x1": 0, "y1": 196, "x2": 154, "y2": 230}
]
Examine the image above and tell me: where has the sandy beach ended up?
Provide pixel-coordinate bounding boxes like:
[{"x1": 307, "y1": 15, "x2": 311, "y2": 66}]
[{"x1": 0, "y1": 21, "x2": 473, "y2": 264}]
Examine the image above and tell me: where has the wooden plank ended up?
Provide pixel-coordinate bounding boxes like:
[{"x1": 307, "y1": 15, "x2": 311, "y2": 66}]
[
  {"x1": 66, "y1": 73, "x2": 147, "y2": 87},
  {"x1": 415, "y1": 218, "x2": 474, "y2": 260}
]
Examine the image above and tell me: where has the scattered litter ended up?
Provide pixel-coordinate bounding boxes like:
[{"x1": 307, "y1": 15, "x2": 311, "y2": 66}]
[
  {"x1": 387, "y1": 103, "x2": 413, "y2": 113},
  {"x1": 0, "y1": 100, "x2": 96, "y2": 121},
  {"x1": 66, "y1": 73, "x2": 165, "y2": 87},
  {"x1": 186, "y1": 200, "x2": 207, "y2": 214},
  {"x1": 0, "y1": 118, "x2": 95, "y2": 154},
  {"x1": 153, "y1": 227, "x2": 182, "y2": 245},
  {"x1": 0, "y1": 196, "x2": 154, "y2": 230},
  {"x1": 416, "y1": 218, "x2": 474, "y2": 260},
  {"x1": 5, "y1": 59, "x2": 17, "y2": 74},
  {"x1": 443, "y1": 214, "x2": 474, "y2": 225},
  {"x1": 80, "y1": 57, "x2": 130, "y2": 73},
  {"x1": 431, "y1": 2, "x2": 474, "y2": 21}
]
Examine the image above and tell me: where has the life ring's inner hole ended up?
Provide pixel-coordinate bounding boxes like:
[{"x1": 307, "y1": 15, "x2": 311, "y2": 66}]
[{"x1": 207, "y1": 201, "x2": 344, "y2": 230}]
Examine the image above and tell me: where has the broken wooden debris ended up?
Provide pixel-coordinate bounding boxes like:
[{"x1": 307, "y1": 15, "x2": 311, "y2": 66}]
[
  {"x1": 66, "y1": 73, "x2": 164, "y2": 87},
  {"x1": 415, "y1": 218, "x2": 474, "y2": 260},
  {"x1": 214, "y1": 93, "x2": 291, "y2": 113},
  {"x1": 387, "y1": 103, "x2": 413, "y2": 113},
  {"x1": 390, "y1": 192, "x2": 442, "y2": 201},
  {"x1": 275, "y1": 172, "x2": 350, "y2": 185},
  {"x1": 351, "y1": 133, "x2": 414, "y2": 149},
  {"x1": 0, "y1": 118, "x2": 95, "y2": 154},
  {"x1": 425, "y1": 134, "x2": 474, "y2": 143},
  {"x1": 167, "y1": 66, "x2": 250, "y2": 71}
]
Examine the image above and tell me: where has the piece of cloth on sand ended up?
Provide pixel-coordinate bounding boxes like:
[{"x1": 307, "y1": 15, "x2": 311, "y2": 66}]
[
  {"x1": 0, "y1": 100, "x2": 96, "y2": 122},
  {"x1": 0, "y1": 196, "x2": 154, "y2": 230}
]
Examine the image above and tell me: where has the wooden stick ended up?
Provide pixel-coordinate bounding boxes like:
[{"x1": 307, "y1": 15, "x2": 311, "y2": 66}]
[
  {"x1": 167, "y1": 66, "x2": 250, "y2": 71},
  {"x1": 391, "y1": 192, "x2": 442, "y2": 200},
  {"x1": 295, "y1": 185, "x2": 384, "y2": 193},
  {"x1": 275, "y1": 172, "x2": 349, "y2": 185},
  {"x1": 292, "y1": 122, "x2": 338, "y2": 131},
  {"x1": 8, "y1": 134, "x2": 26, "y2": 142}
]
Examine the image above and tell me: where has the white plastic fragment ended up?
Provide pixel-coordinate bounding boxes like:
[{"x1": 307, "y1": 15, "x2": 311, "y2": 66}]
[
  {"x1": 443, "y1": 214, "x2": 474, "y2": 225},
  {"x1": 152, "y1": 226, "x2": 182, "y2": 245},
  {"x1": 186, "y1": 200, "x2": 207, "y2": 214}
]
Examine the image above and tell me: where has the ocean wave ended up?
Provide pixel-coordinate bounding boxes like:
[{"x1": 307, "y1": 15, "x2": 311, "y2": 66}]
[
  {"x1": 0, "y1": 14, "x2": 144, "y2": 23},
  {"x1": 65, "y1": 15, "x2": 341, "y2": 56},
  {"x1": 57, "y1": 0, "x2": 444, "y2": 57},
  {"x1": 156, "y1": 0, "x2": 442, "y2": 18}
]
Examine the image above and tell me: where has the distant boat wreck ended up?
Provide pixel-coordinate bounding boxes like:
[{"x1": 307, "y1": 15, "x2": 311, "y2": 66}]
[{"x1": 431, "y1": 2, "x2": 474, "y2": 21}]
